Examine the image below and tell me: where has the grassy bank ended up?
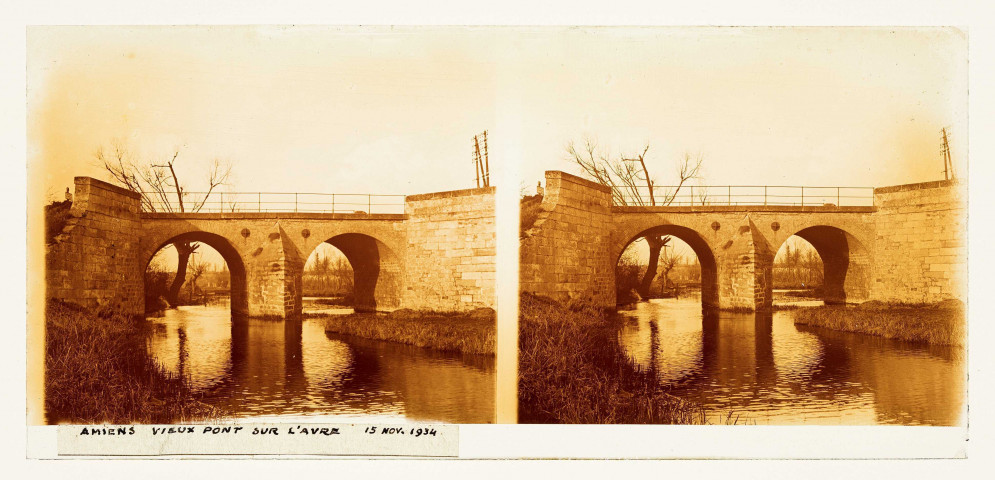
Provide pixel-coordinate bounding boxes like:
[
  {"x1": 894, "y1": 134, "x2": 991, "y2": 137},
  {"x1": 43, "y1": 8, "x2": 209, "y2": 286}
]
[
  {"x1": 519, "y1": 294, "x2": 706, "y2": 424},
  {"x1": 45, "y1": 300, "x2": 224, "y2": 424},
  {"x1": 792, "y1": 300, "x2": 965, "y2": 347},
  {"x1": 316, "y1": 309, "x2": 495, "y2": 355}
]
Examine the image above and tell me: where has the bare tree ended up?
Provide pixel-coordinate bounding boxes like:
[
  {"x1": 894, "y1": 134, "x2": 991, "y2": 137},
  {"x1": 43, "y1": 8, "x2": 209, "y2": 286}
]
[
  {"x1": 567, "y1": 139, "x2": 702, "y2": 300},
  {"x1": 658, "y1": 249, "x2": 682, "y2": 297},
  {"x1": 186, "y1": 256, "x2": 209, "y2": 304},
  {"x1": 97, "y1": 141, "x2": 231, "y2": 307}
]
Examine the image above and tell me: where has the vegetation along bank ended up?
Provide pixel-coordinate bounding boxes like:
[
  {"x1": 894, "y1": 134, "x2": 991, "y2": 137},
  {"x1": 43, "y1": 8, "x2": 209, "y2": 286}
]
[
  {"x1": 315, "y1": 308, "x2": 496, "y2": 356},
  {"x1": 45, "y1": 300, "x2": 224, "y2": 424},
  {"x1": 518, "y1": 293, "x2": 706, "y2": 424},
  {"x1": 792, "y1": 300, "x2": 965, "y2": 347}
]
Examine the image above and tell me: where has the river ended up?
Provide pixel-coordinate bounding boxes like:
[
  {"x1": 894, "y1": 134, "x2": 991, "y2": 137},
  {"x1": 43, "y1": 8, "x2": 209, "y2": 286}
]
[
  {"x1": 146, "y1": 303, "x2": 495, "y2": 423},
  {"x1": 616, "y1": 296, "x2": 965, "y2": 425}
]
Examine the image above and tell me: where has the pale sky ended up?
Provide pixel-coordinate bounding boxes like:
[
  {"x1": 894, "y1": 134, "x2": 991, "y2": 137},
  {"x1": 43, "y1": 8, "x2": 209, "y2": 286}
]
[
  {"x1": 30, "y1": 27, "x2": 966, "y2": 199},
  {"x1": 29, "y1": 26, "x2": 500, "y2": 198},
  {"x1": 514, "y1": 27, "x2": 967, "y2": 189},
  {"x1": 28, "y1": 26, "x2": 967, "y2": 267}
]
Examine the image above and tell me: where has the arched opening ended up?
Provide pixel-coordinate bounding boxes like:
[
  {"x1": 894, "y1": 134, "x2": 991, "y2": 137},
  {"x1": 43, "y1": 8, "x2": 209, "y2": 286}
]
[
  {"x1": 775, "y1": 226, "x2": 871, "y2": 305},
  {"x1": 615, "y1": 225, "x2": 718, "y2": 308},
  {"x1": 304, "y1": 233, "x2": 401, "y2": 312},
  {"x1": 772, "y1": 235, "x2": 825, "y2": 305},
  {"x1": 302, "y1": 243, "x2": 356, "y2": 314},
  {"x1": 144, "y1": 232, "x2": 248, "y2": 317}
]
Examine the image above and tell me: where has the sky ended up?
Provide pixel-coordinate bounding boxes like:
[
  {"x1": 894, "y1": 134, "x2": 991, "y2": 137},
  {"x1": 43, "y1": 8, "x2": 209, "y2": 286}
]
[
  {"x1": 511, "y1": 27, "x2": 967, "y2": 189},
  {"x1": 28, "y1": 26, "x2": 968, "y2": 267}
]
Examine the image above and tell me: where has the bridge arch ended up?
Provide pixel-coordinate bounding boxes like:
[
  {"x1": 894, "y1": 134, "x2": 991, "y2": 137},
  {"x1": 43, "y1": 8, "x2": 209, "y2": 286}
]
[
  {"x1": 143, "y1": 231, "x2": 249, "y2": 317},
  {"x1": 772, "y1": 224, "x2": 872, "y2": 304},
  {"x1": 614, "y1": 224, "x2": 719, "y2": 308},
  {"x1": 303, "y1": 233, "x2": 402, "y2": 312}
]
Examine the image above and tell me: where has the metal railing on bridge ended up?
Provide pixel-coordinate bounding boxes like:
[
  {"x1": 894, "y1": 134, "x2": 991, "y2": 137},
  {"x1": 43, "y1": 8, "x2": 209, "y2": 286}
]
[
  {"x1": 139, "y1": 191, "x2": 407, "y2": 214},
  {"x1": 616, "y1": 185, "x2": 875, "y2": 207}
]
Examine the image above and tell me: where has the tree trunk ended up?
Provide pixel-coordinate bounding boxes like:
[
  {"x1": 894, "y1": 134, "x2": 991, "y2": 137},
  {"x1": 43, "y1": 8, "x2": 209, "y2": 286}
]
[
  {"x1": 166, "y1": 241, "x2": 196, "y2": 307},
  {"x1": 637, "y1": 235, "x2": 666, "y2": 299}
]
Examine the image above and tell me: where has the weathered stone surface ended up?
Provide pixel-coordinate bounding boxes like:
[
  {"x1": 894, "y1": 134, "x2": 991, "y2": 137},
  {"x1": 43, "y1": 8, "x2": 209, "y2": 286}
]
[
  {"x1": 520, "y1": 171, "x2": 965, "y2": 311},
  {"x1": 403, "y1": 187, "x2": 496, "y2": 311},
  {"x1": 871, "y1": 180, "x2": 966, "y2": 303},
  {"x1": 520, "y1": 171, "x2": 614, "y2": 306},
  {"x1": 45, "y1": 177, "x2": 143, "y2": 315},
  {"x1": 46, "y1": 178, "x2": 497, "y2": 318}
]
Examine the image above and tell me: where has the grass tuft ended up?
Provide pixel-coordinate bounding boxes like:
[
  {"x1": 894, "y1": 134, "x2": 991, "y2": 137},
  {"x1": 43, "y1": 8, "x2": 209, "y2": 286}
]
[
  {"x1": 518, "y1": 293, "x2": 706, "y2": 424},
  {"x1": 793, "y1": 301, "x2": 965, "y2": 346},
  {"x1": 315, "y1": 309, "x2": 496, "y2": 355},
  {"x1": 45, "y1": 300, "x2": 225, "y2": 424}
]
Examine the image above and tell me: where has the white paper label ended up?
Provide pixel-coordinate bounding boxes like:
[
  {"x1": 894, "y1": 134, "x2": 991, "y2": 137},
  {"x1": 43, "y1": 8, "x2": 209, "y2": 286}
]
[{"x1": 57, "y1": 424, "x2": 458, "y2": 457}]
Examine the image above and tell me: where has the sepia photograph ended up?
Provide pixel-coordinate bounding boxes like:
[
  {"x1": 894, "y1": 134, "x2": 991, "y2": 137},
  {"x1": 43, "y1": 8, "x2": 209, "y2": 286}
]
[
  {"x1": 517, "y1": 27, "x2": 968, "y2": 426},
  {"x1": 28, "y1": 26, "x2": 498, "y2": 426},
  {"x1": 14, "y1": 14, "x2": 989, "y2": 465}
]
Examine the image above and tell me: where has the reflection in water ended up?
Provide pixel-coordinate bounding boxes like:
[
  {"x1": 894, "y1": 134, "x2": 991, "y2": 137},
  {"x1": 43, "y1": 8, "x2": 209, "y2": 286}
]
[
  {"x1": 617, "y1": 297, "x2": 965, "y2": 425},
  {"x1": 147, "y1": 305, "x2": 495, "y2": 423}
]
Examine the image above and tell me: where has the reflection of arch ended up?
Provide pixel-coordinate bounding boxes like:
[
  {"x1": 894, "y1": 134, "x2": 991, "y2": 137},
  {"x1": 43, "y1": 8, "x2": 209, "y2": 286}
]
[
  {"x1": 144, "y1": 232, "x2": 249, "y2": 317},
  {"x1": 306, "y1": 233, "x2": 401, "y2": 312},
  {"x1": 616, "y1": 225, "x2": 719, "y2": 308},
  {"x1": 775, "y1": 226, "x2": 871, "y2": 304}
]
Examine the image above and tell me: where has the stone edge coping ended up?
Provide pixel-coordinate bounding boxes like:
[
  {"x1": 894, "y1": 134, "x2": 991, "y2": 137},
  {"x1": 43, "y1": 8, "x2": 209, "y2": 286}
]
[
  {"x1": 75, "y1": 176, "x2": 142, "y2": 200},
  {"x1": 612, "y1": 205, "x2": 876, "y2": 213},
  {"x1": 545, "y1": 170, "x2": 613, "y2": 194},
  {"x1": 404, "y1": 186, "x2": 496, "y2": 202},
  {"x1": 141, "y1": 212, "x2": 407, "y2": 220},
  {"x1": 874, "y1": 179, "x2": 959, "y2": 194}
]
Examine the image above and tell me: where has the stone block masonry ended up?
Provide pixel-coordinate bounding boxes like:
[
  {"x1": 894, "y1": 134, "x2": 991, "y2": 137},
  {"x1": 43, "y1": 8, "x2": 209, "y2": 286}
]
[
  {"x1": 46, "y1": 177, "x2": 144, "y2": 316},
  {"x1": 403, "y1": 187, "x2": 497, "y2": 311},
  {"x1": 871, "y1": 179, "x2": 966, "y2": 303},
  {"x1": 521, "y1": 170, "x2": 965, "y2": 311},
  {"x1": 47, "y1": 176, "x2": 496, "y2": 319},
  {"x1": 520, "y1": 171, "x2": 614, "y2": 306}
]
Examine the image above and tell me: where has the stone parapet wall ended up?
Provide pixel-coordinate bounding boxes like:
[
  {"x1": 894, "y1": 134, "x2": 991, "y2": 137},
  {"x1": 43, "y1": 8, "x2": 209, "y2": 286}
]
[
  {"x1": 46, "y1": 177, "x2": 143, "y2": 315},
  {"x1": 403, "y1": 187, "x2": 496, "y2": 311},
  {"x1": 871, "y1": 179, "x2": 966, "y2": 303},
  {"x1": 520, "y1": 171, "x2": 614, "y2": 306}
]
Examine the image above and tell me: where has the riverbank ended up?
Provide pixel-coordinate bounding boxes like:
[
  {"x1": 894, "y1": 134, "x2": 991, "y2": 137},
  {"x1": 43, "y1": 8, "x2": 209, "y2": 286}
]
[
  {"x1": 518, "y1": 294, "x2": 706, "y2": 424},
  {"x1": 45, "y1": 300, "x2": 224, "y2": 423},
  {"x1": 315, "y1": 309, "x2": 496, "y2": 355},
  {"x1": 792, "y1": 300, "x2": 965, "y2": 347}
]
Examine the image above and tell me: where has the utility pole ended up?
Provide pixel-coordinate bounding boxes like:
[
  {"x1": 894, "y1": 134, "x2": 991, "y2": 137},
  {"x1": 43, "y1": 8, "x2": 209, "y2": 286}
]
[
  {"x1": 941, "y1": 128, "x2": 955, "y2": 180},
  {"x1": 473, "y1": 131, "x2": 490, "y2": 187}
]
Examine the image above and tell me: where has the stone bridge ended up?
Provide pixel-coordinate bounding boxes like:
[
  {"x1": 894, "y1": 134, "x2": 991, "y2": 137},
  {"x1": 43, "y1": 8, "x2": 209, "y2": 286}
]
[
  {"x1": 47, "y1": 177, "x2": 496, "y2": 318},
  {"x1": 520, "y1": 171, "x2": 966, "y2": 310}
]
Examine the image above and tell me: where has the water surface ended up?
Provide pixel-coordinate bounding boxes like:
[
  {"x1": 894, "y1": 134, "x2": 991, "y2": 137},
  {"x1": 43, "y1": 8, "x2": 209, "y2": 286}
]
[
  {"x1": 616, "y1": 297, "x2": 965, "y2": 425},
  {"x1": 147, "y1": 305, "x2": 495, "y2": 423}
]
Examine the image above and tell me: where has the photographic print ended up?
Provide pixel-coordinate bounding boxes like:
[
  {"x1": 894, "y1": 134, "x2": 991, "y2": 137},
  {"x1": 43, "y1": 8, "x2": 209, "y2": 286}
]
[
  {"x1": 517, "y1": 27, "x2": 967, "y2": 426},
  {"x1": 22, "y1": 22, "x2": 980, "y2": 462},
  {"x1": 29, "y1": 26, "x2": 498, "y2": 426}
]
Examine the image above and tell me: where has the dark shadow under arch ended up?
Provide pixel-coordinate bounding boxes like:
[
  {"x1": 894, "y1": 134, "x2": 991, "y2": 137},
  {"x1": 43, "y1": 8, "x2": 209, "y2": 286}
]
[
  {"x1": 310, "y1": 233, "x2": 401, "y2": 312},
  {"x1": 145, "y1": 231, "x2": 248, "y2": 317},
  {"x1": 783, "y1": 226, "x2": 870, "y2": 304},
  {"x1": 617, "y1": 225, "x2": 719, "y2": 308}
]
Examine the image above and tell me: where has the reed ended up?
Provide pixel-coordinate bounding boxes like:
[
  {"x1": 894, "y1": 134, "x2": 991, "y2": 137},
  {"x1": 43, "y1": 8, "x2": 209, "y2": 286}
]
[
  {"x1": 44, "y1": 300, "x2": 225, "y2": 424},
  {"x1": 792, "y1": 300, "x2": 965, "y2": 347},
  {"x1": 316, "y1": 309, "x2": 496, "y2": 355},
  {"x1": 518, "y1": 294, "x2": 707, "y2": 424}
]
